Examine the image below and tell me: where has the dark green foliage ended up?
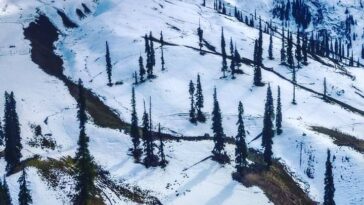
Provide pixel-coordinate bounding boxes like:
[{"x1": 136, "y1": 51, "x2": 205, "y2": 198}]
[
  {"x1": 280, "y1": 27, "x2": 286, "y2": 64},
  {"x1": 189, "y1": 80, "x2": 196, "y2": 123},
  {"x1": 105, "y1": 41, "x2": 112, "y2": 86},
  {"x1": 292, "y1": 65, "x2": 297, "y2": 105},
  {"x1": 0, "y1": 120, "x2": 4, "y2": 146},
  {"x1": 268, "y1": 32, "x2": 274, "y2": 60},
  {"x1": 276, "y1": 86, "x2": 282, "y2": 135},
  {"x1": 302, "y1": 33, "x2": 308, "y2": 64},
  {"x1": 158, "y1": 124, "x2": 168, "y2": 168},
  {"x1": 323, "y1": 78, "x2": 327, "y2": 101},
  {"x1": 139, "y1": 55, "x2": 145, "y2": 82},
  {"x1": 235, "y1": 101, "x2": 248, "y2": 173},
  {"x1": 150, "y1": 32, "x2": 156, "y2": 68},
  {"x1": 160, "y1": 32, "x2": 165, "y2": 71},
  {"x1": 253, "y1": 39, "x2": 263, "y2": 86},
  {"x1": 230, "y1": 38, "x2": 236, "y2": 78},
  {"x1": 142, "y1": 102, "x2": 158, "y2": 167},
  {"x1": 74, "y1": 79, "x2": 97, "y2": 205},
  {"x1": 262, "y1": 85, "x2": 274, "y2": 168},
  {"x1": 211, "y1": 88, "x2": 229, "y2": 163},
  {"x1": 18, "y1": 169, "x2": 32, "y2": 205},
  {"x1": 0, "y1": 177, "x2": 12, "y2": 205},
  {"x1": 234, "y1": 46, "x2": 242, "y2": 72},
  {"x1": 197, "y1": 22, "x2": 204, "y2": 52},
  {"x1": 324, "y1": 150, "x2": 335, "y2": 205},
  {"x1": 287, "y1": 32, "x2": 295, "y2": 68},
  {"x1": 130, "y1": 87, "x2": 141, "y2": 160},
  {"x1": 4, "y1": 91, "x2": 22, "y2": 173},
  {"x1": 221, "y1": 28, "x2": 228, "y2": 78},
  {"x1": 195, "y1": 74, "x2": 206, "y2": 122},
  {"x1": 258, "y1": 17, "x2": 263, "y2": 65},
  {"x1": 145, "y1": 33, "x2": 155, "y2": 79},
  {"x1": 295, "y1": 30, "x2": 302, "y2": 67},
  {"x1": 133, "y1": 71, "x2": 138, "y2": 85}
]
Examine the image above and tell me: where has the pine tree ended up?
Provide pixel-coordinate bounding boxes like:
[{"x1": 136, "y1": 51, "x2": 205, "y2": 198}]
[
  {"x1": 145, "y1": 33, "x2": 154, "y2": 79},
  {"x1": 235, "y1": 101, "x2": 248, "y2": 173},
  {"x1": 211, "y1": 88, "x2": 228, "y2": 163},
  {"x1": 149, "y1": 32, "x2": 156, "y2": 68},
  {"x1": 302, "y1": 33, "x2": 308, "y2": 65},
  {"x1": 234, "y1": 45, "x2": 242, "y2": 72},
  {"x1": 287, "y1": 32, "x2": 295, "y2": 69},
  {"x1": 139, "y1": 55, "x2": 145, "y2": 82},
  {"x1": 142, "y1": 101, "x2": 158, "y2": 167},
  {"x1": 221, "y1": 28, "x2": 228, "y2": 78},
  {"x1": 74, "y1": 79, "x2": 97, "y2": 205},
  {"x1": 144, "y1": 34, "x2": 150, "y2": 54},
  {"x1": 189, "y1": 80, "x2": 196, "y2": 123},
  {"x1": 281, "y1": 27, "x2": 286, "y2": 64},
  {"x1": 268, "y1": 32, "x2": 274, "y2": 60},
  {"x1": 158, "y1": 124, "x2": 168, "y2": 168},
  {"x1": 254, "y1": 39, "x2": 263, "y2": 86},
  {"x1": 0, "y1": 177, "x2": 12, "y2": 205},
  {"x1": 276, "y1": 86, "x2": 282, "y2": 135},
  {"x1": 197, "y1": 22, "x2": 204, "y2": 53},
  {"x1": 133, "y1": 71, "x2": 138, "y2": 85},
  {"x1": 361, "y1": 44, "x2": 364, "y2": 59},
  {"x1": 230, "y1": 38, "x2": 236, "y2": 78},
  {"x1": 258, "y1": 17, "x2": 263, "y2": 65},
  {"x1": 292, "y1": 65, "x2": 297, "y2": 105},
  {"x1": 160, "y1": 32, "x2": 166, "y2": 71},
  {"x1": 0, "y1": 120, "x2": 3, "y2": 146},
  {"x1": 323, "y1": 77, "x2": 328, "y2": 101},
  {"x1": 105, "y1": 41, "x2": 112, "y2": 86},
  {"x1": 18, "y1": 169, "x2": 32, "y2": 205},
  {"x1": 296, "y1": 30, "x2": 302, "y2": 68},
  {"x1": 4, "y1": 92, "x2": 22, "y2": 173},
  {"x1": 262, "y1": 85, "x2": 274, "y2": 168},
  {"x1": 130, "y1": 87, "x2": 141, "y2": 160},
  {"x1": 324, "y1": 149, "x2": 335, "y2": 205},
  {"x1": 195, "y1": 74, "x2": 206, "y2": 122}
]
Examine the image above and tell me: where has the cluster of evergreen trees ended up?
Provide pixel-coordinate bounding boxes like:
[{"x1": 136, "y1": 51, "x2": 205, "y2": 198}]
[
  {"x1": 220, "y1": 28, "x2": 242, "y2": 79},
  {"x1": 272, "y1": 0, "x2": 312, "y2": 29},
  {"x1": 253, "y1": 18, "x2": 264, "y2": 86},
  {"x1": 135, "y1": 32, "x2": 167, "y2": 85},
  {"x1": 0, "y1": 168, "x2": 33, "y2": 205},
  {"x1": 189, "y1": 74, "x2": 206, "y2": 123},
  {"x1": 129, "y1": 88, "x2": 168, "y2": 168}
]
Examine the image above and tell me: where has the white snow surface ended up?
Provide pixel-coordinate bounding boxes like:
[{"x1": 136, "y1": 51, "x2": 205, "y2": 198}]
[{"x1": 0, "y1": 0, "x2": 364, "y2": 204}]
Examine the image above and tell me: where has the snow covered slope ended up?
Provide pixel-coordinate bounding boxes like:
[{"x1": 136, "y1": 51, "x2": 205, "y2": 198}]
[{"x1": 1, "y1": 0, "x2": 364, "y2": 204}]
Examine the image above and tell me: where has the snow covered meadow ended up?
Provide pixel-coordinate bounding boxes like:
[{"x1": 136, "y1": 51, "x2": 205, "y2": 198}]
[{"x1": 0, "y1": 0, "x2": 364, "y2": 204}]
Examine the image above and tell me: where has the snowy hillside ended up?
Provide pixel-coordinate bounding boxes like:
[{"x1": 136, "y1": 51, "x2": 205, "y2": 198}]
[{"x1": 1, "y1": 0, "x2": 364, "y2": 204}]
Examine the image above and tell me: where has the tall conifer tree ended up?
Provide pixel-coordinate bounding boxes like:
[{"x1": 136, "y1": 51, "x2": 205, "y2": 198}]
[
  {"x1": 324, "y1": 150, "x2": 335, "y2": 205},
  {"x1": 74, "y1": 79, "x2": 97, "y2": 205},
  {"x1": 262, "y1": 85, "x2": 274, "y2": 168},
  {"x1": 195, "y1": 74, "x2": 206, "y2": 122},
  {"x1": 211, "y1": 88, "x2": 228, "y2": 163},
  {"x1": 130, "y1": 87, "x2": 141, "y2": 159},
  {"x1": 4, "y1": 92, "x2": 22, "y2": 173},
  {"x1": 105, "y1": 41, "x2": 112, "y2": 86},
  {"x1": 276, "y1": 86, "x2": 282, "y2": 135},
  {"x1": 221, "y1": 28, "x2": 228, "y2": 78},
  {"x1": 235, "y1": 101, "x2": 248, "y2": 173},
  {"x1": 18, "y1": 169, "x2": 32, "y2": 205},
  {"x1": 189, "y1": 80, "x2": 196, "y2": 123}
]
